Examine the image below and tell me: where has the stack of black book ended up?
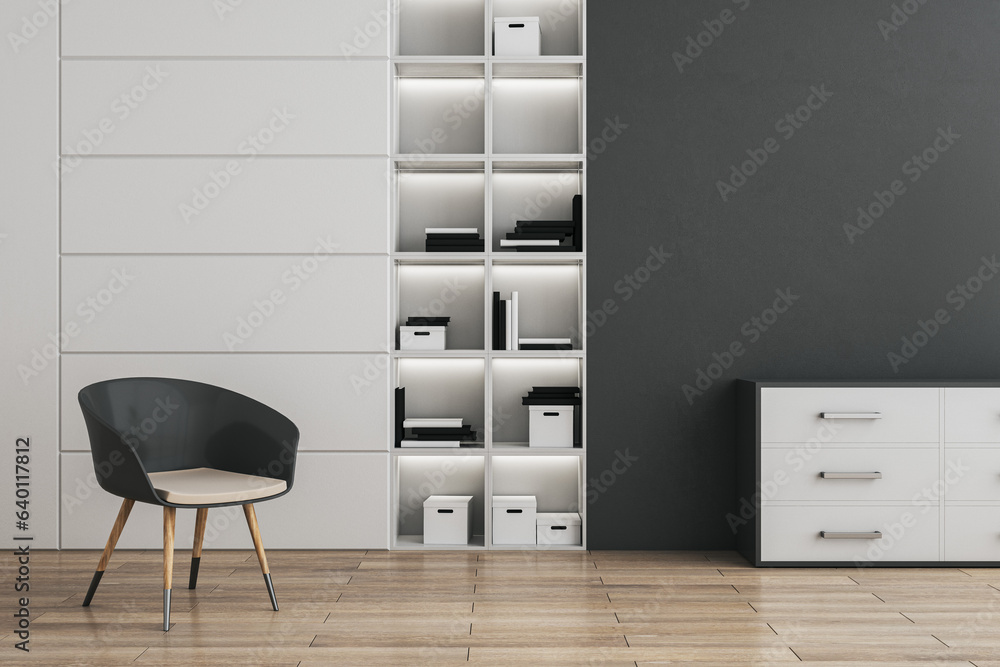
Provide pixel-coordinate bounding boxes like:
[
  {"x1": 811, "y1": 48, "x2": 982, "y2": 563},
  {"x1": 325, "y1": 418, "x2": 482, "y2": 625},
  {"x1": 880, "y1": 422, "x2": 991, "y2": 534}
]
[
  {"x1": 499, "y1": 194, "x2": 582, "y2": 253},
  {"x1": 394, "y1": 387, "x2": 478, "y2": 448},
  {"x1": 521, "y1": 386, "x2": 582, "y2": 407},
  {"x1": 425, "y1": 227, "x2": 485, "y2": 253},
  {"x1": 404, "y1": 316, "x2": 450, "y2": 328}
]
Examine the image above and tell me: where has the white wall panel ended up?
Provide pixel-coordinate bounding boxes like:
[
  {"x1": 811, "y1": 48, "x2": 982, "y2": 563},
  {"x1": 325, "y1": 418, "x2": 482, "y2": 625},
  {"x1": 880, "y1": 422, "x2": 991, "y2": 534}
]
[
  {"x1": 61, "y1": 60, "x2": 387, "y2": 155},
  {"x1": 0, "y1": 1, "x2": 59, "y2": 549},
  {"x1": 63, "y1": 0, "x2": 389, "y2": 57},
  {"x1": 62, "y1": 157, "x2": 389, "y2": 254},
  {"x1": 60, "y1": 255, "x2": 389, "y2": 352},
  {"x1": 61, "y1": 452, "x2": 389, "y2": 549},
  {"x1": 60, "y1": 354, "x2": 389, "y2": 452}
]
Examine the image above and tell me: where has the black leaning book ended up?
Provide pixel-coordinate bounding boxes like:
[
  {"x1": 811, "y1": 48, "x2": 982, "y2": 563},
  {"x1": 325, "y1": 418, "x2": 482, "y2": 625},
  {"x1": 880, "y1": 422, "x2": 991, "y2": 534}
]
[
  {"x1": 492, "y1": 292, "x2": 501, "y2": 350},
  {"x1": 394, "y1": 387, "x2": 405, "y2": 448},
  {"x1": 522, "y1": 396, "x2": 582, "y2": 406},
  {"x1": 573, "y1": 194, "x2": 583, "y2": 252}
]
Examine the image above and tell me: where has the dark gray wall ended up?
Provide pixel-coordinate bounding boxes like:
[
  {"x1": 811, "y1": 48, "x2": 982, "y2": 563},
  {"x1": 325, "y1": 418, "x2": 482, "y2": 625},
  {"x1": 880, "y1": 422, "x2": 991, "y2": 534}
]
[{"x1": 586, "y1": 0, "x2": 1000, "y2": 549}]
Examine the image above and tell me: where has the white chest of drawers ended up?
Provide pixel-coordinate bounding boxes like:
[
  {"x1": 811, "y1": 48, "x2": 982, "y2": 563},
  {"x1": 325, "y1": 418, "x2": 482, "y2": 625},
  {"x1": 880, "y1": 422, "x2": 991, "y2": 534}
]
[{"x1": 737, "y1": 381, "x2": 1000, "y2": 566}]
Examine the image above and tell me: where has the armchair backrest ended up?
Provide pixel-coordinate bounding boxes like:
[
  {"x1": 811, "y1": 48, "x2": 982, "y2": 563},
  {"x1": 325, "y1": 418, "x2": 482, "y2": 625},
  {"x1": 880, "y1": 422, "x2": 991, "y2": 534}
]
[{"x1": 78, "y1": 377, "x2": 300, "y2": 506}]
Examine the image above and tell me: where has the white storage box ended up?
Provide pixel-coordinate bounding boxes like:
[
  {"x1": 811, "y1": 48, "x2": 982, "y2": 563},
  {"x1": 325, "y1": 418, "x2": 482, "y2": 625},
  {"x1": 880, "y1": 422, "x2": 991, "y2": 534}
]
[
  {"x1": 400, "y1": 326, "x2": 447, "y2": 351},
  {"x1": 423, "y1": 495, "x2": 473, "y2": 545},
  {"x1": 492, "y1": 495, "x2": 537, "y2": 544},
  {"x1": 494, "y1": 17, "x2": 541, "y2": 56},
  {"x1": 537, "y1": 512, "x2": 581, "y2": 546},
  {"x1": 528, "y1": 405, "x2": 574, "y2": 447}
]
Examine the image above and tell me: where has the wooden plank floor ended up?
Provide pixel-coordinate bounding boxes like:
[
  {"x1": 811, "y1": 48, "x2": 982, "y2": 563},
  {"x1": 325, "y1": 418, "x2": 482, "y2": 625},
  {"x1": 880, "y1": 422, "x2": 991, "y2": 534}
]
[{"x1": 7, "y1": 549, "x2": 1000, "y2": 665}]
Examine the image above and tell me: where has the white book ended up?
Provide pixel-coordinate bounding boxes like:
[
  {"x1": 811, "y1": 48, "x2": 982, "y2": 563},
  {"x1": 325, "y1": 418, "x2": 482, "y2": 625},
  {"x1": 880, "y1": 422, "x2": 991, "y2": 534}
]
[
  {"x1": 505, "y1": 299, "x2": 513, "y2": 351},
  {"x1": 510, "y1": 291, "x2": 519, "y2": 352},
  {"x1": 402, "y1": 418, "x2": 464, "y2": 428},
  {"x1": 426, "y1": 227, "x2": 479, "y2": 235},
  {"x1": 518, "y1": 338, "x2": 572, "y2": 344},
  {"x1": 400, "y1": 440, "x2": 461, "y2": 448},
  {"x1": 499, "y1": 239, "x2": 559, "y2": 246}
]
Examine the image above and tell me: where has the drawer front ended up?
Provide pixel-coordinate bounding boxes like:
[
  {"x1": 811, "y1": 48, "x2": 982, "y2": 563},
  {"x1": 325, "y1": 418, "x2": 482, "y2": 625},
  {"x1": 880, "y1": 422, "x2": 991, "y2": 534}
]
[
  {"x1": 945, "y1": 388, "x2": 1000, "y2": 443},
  {"x1": 760, "y1": 388, "x2": 939, "y2": 444},
  {"x1": 761, "y1": 505, "x2": 939, "y2": 563},
  {"x1": 760, "y1": 448, "x2": 939, "y2": 502},
  {"x1": 943, "y1": 449, "x2": 1000, "y2": 501},
  {"x1": 944, "y1": 506, "x2": 1000, "y2": 561}
]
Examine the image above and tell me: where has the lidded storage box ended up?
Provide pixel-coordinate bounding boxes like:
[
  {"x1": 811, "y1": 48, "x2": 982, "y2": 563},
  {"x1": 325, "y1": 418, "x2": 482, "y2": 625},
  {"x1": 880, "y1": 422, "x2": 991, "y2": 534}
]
[
  {"x1": 494, "y1": 17, "x2": 541, "y2": 56},
  {"x1": 536, "y1": 512, "x2": 581, "y2": 546},
  {"x1": 423, "y1": 495, "x2": 473, "y2": 544},
  {"x1": 492, "y1": 495, "x2": 537, "y2": 544}
]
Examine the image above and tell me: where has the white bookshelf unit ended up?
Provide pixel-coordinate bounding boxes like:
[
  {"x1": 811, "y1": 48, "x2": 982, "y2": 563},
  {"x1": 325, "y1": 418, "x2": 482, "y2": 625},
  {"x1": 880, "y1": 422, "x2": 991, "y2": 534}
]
[{"x1": 390, "y1": 0, "x2": 586, "y2": 550}]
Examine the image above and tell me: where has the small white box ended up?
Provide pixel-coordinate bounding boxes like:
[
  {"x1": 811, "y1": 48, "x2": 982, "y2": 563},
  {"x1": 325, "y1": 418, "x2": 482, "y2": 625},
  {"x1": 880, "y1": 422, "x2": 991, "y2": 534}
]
[
  {"x1": 528, "y1": 405, "x2": 574, "y2": 447},
  {"x1": 494, "y1": 17, "x2": 541, "y2": 56},
  {"x1": 492, "y1": 495, "x2": 537, "y2": 545},
  {"x1": 424, "y1": 495, "x2": 473, "y2": 545},
  {"x1": 400, "y1": 326, "x2": 446, "y2": 351},
  {"x1": 537, "y1": 512, "x2": 581, "y2": 546}
]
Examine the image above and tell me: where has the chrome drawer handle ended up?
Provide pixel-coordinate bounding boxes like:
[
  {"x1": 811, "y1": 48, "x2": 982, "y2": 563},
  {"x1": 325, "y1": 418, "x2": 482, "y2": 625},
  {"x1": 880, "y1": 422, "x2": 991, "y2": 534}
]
[
  {"x1": 820, "y1": 531, "x2": 883, "y2": 540},
  {"x1": 820, "y1": 472, "x2": 883, "y2": 480},
  {"x1": 820, "y1": 412, "x2": 882, "y2": 419}
]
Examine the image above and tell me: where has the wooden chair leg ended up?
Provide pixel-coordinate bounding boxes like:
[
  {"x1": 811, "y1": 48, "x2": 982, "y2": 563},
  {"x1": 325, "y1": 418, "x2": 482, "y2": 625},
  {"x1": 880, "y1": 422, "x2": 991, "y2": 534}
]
[
  {"x1": 189, "y1": 508, "x2": 208, "y2": 589},
  {"x1": 82, "y1": 498, "x2": 134, "y2": 607},
  {"x1": 243, "y1": 503, "x2": 278, "y2": 611},
  {"x1": 163, "y1": 506, "x2": 176, "y2": 632}
]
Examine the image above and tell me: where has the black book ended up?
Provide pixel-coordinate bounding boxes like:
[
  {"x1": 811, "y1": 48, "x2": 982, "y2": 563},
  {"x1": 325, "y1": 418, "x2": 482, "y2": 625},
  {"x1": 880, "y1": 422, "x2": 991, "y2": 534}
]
[
  {"x1": 527, "y1": 392, "x2": 578, "y2": 399},
  {"x1": 426, "y1": 238, "x2": 485, "y2": 246},
  {"x1": 520, "y1": 343, "x2": 573, "y2": 349},
  {"x1": 394, "y1": 387, "x2": 405, "y2": 448},
  {"x1": 425, "y1": 233, "x2": 481, "y2": 240},
  {"x1": 499, "y1": 297, "x2": 507, "y2": 350},
  {"x1": 517, "y1": 220, "x2": 574, "y2": 228},
  {"x1": 505, "y1": 232, "x2": 570, "y2": 241},
  {"x1": 410, "y1": 427, "x2": 474, "y2": 436},
  {"x1": 406, "y1": 317, "x2": 451, "y2": 325},
  {"x1": 522, "y1": 396, "x2": 582, "y2": 406},
  {"x1": 532, "y1": 386, "x2": 581, "y2": 394},
  {"x1": 426, "y1": 245, "x2": 485, "y2": 253},
  {"x1": 492, "y1": 292, "x2": 501, "y2": 350},
  {"x1": 573, "y1": 194, "x2": 583, "y2": 252}
]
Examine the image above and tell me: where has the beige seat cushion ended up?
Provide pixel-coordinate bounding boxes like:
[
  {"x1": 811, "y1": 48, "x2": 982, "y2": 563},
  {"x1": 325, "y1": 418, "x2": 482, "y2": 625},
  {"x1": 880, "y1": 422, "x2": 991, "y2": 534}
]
[{"x1": 147, "y1": 467, "x2": 287, "y2": 505}]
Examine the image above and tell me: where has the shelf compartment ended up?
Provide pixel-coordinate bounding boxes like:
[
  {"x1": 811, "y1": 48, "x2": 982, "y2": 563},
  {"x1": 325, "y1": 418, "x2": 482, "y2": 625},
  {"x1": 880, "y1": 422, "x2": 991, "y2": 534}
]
[
  {"x1": 397, "y1": 169, "x2": 486, "y2": 253},
  {"x1": 396, "y1": 455, "x2": 486, "y2": 547},
  {"x1": 491, "y1": 263, "x2": 582, "y2": 349},
  {"x1": 492, "y1": 78, "x2": 582, "y2": 155},
  {"x1": 491, "y1": 455, "x2": 583, "y2": 523},
  {"x1": 491, "y1": 168, "x2": 581, "y2": 253},
  {"x1": 492, "y1": 357, "x2": 582, "y2": 447},
  {"x1": 397, "y1": 357, "x2": 486, "y2": 433},
  {"x1": 397, "y1": 264, "x2": 486, "y2": 350},
  {"x1": 394, "y1": 157, "x2": 486, "y2": 171},
  {"x1": 397, "y1": 78, "x2": 486, "y2": 156},
  {"x1": 492, "y1": 0, "x2": 583, "y2": 57},
  {"x1": 398, "y1": 0, "x2": 486, "y2": 57}
]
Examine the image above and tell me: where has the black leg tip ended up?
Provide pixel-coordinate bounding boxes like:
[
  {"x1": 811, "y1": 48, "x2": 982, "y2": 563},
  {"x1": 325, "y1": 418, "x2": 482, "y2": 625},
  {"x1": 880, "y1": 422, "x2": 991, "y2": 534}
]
[
  {"x1": 82, "y1": 570, "x2": 104, "y2": 607},
  {"x1": 188, "y1": 556, "x2": 201, "y2": 590}
]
